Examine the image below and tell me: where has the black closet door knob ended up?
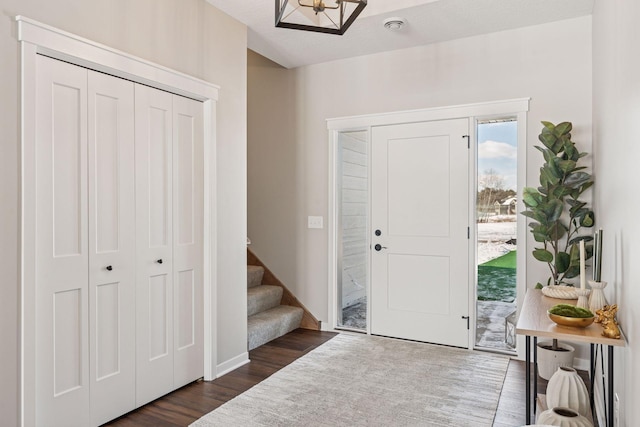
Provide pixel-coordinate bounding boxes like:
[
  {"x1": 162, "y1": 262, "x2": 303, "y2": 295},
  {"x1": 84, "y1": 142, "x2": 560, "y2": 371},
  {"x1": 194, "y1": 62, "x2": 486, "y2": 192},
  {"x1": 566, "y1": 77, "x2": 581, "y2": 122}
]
[
  {"x1": 156, "y1": 259, "x2": 163, "y2": 264},
  {"x1": 106, "y1": 265, "x2": 113, "y2": 271}
]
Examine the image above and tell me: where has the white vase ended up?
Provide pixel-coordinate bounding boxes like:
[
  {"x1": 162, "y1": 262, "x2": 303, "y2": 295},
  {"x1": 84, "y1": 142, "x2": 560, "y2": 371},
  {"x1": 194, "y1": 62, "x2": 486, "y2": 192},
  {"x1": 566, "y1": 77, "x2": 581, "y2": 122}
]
[
  {"x1": 537, "y1": 341, "x2": 575, "y2": 380},
  {"x1": 575, "y1": 289, "x2": 590, "y2": 309},
  {"x1": 538, "y1": 407, "x2": 593, "y2": 427},
  {"x1": 588, "y1": 280, "x2": 608, "y2": 313},
  {"x1": 546, "y1": 367, "x2": 590, "y2": 418}
]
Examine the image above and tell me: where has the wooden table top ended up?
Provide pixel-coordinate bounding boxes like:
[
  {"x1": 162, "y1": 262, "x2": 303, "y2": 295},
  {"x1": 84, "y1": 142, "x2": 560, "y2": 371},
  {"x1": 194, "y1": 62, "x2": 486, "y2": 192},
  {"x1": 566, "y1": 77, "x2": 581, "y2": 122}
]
[{"x1": 516, "y1": 289, "x2": 626, "y2": 347}]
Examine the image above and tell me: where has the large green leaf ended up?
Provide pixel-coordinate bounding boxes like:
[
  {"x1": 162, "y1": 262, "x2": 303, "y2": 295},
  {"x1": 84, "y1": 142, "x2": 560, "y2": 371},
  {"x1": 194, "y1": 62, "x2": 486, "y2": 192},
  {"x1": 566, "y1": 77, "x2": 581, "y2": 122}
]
[
  {"x1": 545, "y1": 199, "x2": 564, "y2": 222},
  {"x1": 541, "y1": 165, "x2": 561, "y2": 186},
  {"x1": 548, "y1": 222, "x2": 567, "y2": 241},
  {"x1": 565, "y1": 144, "x2": 580, "y2": 161},
  {"x1": 522, "y1": 187, "x2": 541, "y2": 207},
  {"x1": 565, "y1": 171, "x2": 592, "y2": 188},
  {"x1": 531, "y1": 224, "x2": 550, "y2": 242},
  {"x1": 533, "y1": 248, "x2": 554, "y2": 263},
  {"x1": 555, "y1": 121, "x2": 573, "y2": 136},
  {"x1": 536, "y1": 146, "x2": 555, "y2": 164},
  {"x1": 558, "y1": 160, "x2": 577, "y2": 174},
  {"x1": 580, "y1": 181, "x2": 594, "y2": 193},
  {"x1": 580, "y1": 211, "x2": 595, "y2": 227},
  {"x1": 552, "y1": 186, "x2": 573, "y2": 198},
  {"x1": 564, "y1": 265, "x2": 580, "y2": 279},
  {"x1": 555, "y1": 251, "x2": 570, "y2": 274},
  {"x1": 541, "y1": 121, "x2": 555, "y2": 131},
  {"x1": 567, "y1": 199, "x2": 586, "y2": 209}
]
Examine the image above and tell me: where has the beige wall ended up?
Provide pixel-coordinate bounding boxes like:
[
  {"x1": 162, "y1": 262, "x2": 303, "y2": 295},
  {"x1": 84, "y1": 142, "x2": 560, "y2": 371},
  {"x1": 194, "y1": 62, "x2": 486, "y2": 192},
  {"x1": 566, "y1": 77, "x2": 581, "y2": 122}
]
[
  {"x1": 247, "y1": 50, "x2": 299, "y2": 289},
  {"x1": 248, "y1": 17, "x2": 592, "y2": 322},
  {"x1": 0, "y1": 1, "x2": 247, "y2": 424},
  {"x1": 593, "y1": 1, "x2": 640, "y2": 424}
]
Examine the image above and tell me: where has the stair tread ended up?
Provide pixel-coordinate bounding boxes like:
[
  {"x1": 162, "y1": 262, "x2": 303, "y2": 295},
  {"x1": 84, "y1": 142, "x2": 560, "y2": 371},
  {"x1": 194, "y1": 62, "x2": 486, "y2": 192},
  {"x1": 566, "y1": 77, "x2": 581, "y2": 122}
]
[
  {"x1": 247, "y1": 285, "x2": 283, "y2": 316},
  {"x1": 247, "y1": 305, "x2": 304, "y2": 350},
  {"x1": 248, "y1": 304, "x2": 303, "y2": 321}
]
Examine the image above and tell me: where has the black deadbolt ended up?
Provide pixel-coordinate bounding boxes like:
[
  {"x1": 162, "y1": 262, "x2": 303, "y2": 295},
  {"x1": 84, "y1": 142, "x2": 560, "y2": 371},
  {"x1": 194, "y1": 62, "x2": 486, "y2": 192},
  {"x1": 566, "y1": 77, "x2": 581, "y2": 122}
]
[{"x1": 375, "y1": 229, "x2": 382, "y2": 236}]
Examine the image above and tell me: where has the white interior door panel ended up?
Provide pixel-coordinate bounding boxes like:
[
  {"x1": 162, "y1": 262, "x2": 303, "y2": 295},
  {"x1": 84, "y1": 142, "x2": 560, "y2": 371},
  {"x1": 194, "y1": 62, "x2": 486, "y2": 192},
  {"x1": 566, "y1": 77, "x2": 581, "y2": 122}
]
[{"x1": 371, "y1": 118, "x2": 470, "y2": 348}]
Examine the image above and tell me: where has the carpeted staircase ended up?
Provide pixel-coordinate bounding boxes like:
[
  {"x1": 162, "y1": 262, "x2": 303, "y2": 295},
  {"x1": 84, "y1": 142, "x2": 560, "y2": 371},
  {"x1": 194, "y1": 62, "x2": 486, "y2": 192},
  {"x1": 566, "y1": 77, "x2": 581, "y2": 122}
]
[{"x1": 247, "y1": 265, "x2": 303, "y2": 350}]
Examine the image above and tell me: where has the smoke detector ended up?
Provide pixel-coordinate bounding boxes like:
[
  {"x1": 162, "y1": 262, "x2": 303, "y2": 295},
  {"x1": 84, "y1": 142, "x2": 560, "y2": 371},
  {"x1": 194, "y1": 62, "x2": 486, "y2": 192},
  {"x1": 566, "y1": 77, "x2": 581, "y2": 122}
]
[{"x1": 383, "y1": 17, "x2": 406, "y2": 31}]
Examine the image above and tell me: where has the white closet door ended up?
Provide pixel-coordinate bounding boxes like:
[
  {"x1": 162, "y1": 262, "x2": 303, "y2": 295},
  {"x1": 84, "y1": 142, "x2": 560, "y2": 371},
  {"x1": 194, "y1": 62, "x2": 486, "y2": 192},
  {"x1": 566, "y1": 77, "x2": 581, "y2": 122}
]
[
  {"x1": 135, "y1": 84, "x2": 175, "y2": 406},
  {"x1": 35, "y1": 55, "x2": 90, "y2": 427},
  {"x1": 87, "y1": 70, "x2": 136, "y2": 425},
  {"x1": 172, "y1": 95, "x2": 204, "y2": 388}
]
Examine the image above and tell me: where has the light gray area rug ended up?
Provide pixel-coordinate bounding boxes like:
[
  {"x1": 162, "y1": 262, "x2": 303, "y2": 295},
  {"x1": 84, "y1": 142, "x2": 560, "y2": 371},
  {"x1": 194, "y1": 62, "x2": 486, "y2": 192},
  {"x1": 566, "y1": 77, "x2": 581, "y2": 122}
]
[{"x1": 192, "y1": 334, "x2": 509, "y2": 427}]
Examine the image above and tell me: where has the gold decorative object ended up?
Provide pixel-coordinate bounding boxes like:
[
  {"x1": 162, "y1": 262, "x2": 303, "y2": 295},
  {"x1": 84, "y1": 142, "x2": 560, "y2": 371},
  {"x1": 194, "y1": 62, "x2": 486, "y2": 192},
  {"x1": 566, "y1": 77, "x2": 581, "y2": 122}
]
[
  {"x1": 596, "y1": 304, "x2": 621, "y2": 339},
  {"x1": 547, "y1": 312, "x2": 595, "y2": 328}
]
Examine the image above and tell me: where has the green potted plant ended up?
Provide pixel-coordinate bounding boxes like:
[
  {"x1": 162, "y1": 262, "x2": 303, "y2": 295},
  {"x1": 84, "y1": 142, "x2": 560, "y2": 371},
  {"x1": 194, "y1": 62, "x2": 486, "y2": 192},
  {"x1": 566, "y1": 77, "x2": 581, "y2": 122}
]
[
  {"x1": 522, "y1": 121, "x2": 595, "y2": 288},
  {"x1": 522, "y1": 121, "x2": 595, "y2": 378}
]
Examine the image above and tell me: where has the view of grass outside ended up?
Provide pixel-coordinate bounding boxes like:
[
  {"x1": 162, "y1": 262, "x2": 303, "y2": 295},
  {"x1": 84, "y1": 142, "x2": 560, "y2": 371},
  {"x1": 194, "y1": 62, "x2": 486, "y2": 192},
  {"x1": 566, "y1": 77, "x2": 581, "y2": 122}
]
[
  {"x1": 478, "y1": 251, "x2": 516, "y2": 302},
  {"x1": 476, "y1": 119, "x2": 517, "y2": 351}
]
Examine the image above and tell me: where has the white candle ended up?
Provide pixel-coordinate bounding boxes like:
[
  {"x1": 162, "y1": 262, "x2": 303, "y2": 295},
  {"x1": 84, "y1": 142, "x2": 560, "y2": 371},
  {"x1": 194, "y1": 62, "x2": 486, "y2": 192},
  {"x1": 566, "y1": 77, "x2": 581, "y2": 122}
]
[{"x1": 579, "y1": 239, "x2": 586, "y2": 290}]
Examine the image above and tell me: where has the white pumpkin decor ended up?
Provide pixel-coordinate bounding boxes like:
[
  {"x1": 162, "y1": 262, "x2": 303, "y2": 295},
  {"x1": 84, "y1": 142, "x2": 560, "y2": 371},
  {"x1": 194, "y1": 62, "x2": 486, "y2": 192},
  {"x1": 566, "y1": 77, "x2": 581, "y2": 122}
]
[
  {"x1": 538, "y1": 407, "x2": 593, "y2": 427},
  {"x1": 546, "y1": 366, "x2": 591, "y2": 418}
]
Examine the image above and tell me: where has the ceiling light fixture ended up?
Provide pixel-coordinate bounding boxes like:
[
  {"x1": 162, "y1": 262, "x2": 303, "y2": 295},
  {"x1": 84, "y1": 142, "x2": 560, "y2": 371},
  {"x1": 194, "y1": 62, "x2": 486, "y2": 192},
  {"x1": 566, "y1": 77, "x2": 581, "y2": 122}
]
[
  {"x1": 383, "y1": 17, "x2": 406, "y2": 31},
  {"x1": 276, "y1": 0, "x2": 367, "y2": 35}
]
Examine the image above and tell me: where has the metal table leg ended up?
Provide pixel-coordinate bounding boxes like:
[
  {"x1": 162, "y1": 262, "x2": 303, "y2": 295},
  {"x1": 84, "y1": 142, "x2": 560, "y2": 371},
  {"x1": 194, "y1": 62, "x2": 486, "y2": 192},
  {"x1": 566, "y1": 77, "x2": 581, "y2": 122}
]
[
  {"x1": 590, "y1": 344, "x2": 595, "y2": 419},
  {"x1": 533, "y1": 336, "x2": 538, "y2": 417},
  {"x1": 608, "y1": 345, "x2": 614, "y2": 427},
  {"x1": 525, "y1": 335, "x2": 531, "y2": 425}
]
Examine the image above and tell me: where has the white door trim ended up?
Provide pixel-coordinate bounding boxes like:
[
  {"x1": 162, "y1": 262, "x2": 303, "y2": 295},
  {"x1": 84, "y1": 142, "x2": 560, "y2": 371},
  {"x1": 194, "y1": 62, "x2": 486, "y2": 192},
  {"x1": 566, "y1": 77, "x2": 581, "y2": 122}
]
[
  {"x1": 326, "y1": 99, "x2": 529, "y2": 353},
  {"x1": 17, "y1": 16, "x2": 219, "y2": 426}
]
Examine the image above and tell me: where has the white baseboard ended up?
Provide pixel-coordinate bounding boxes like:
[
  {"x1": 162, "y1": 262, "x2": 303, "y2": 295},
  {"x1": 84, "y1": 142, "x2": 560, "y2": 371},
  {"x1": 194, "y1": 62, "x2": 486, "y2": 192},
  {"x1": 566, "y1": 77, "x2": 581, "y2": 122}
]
[
  {"x1": 216, "y1": 352, "x2": 250, "y2": 378},
  {"x1": 320, "y1": 322, "x2": 334, "y2": 332}
]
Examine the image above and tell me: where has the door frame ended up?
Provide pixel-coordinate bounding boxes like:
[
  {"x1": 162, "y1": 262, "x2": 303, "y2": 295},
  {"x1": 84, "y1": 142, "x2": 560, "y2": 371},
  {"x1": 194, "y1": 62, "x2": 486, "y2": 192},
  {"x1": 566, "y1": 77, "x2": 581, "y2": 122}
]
[
  {"x1": 327, "y1": 99, "x2": 529, "y2": 353},
  {"x1": 17, "y1": 16, "x2": 219, "y2": 426}
]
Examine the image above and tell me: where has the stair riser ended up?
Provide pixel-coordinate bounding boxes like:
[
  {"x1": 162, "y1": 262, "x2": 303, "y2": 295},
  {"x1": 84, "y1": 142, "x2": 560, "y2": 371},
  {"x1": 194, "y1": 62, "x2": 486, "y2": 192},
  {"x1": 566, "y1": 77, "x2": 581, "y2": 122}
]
[
  {"x1": 247, "y1": 285, "x2": 283, "y2": 316},
  {"x1": 247, "y1": 265, "x2": 265, "y2": 288}
]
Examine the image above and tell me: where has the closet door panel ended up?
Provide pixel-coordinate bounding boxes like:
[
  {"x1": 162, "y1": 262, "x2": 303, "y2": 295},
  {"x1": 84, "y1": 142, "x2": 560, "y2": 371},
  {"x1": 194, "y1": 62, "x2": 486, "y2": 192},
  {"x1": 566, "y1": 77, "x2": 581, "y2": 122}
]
[
  {"x1": 135, "y1": 84, "x2": 175, "y2": 406},
  {"x1": 88, "y1": 70, "x2": 136, "y2": 426},
  {"x1": 172, "y1": 95, "x2": 204, "y2": 387},
  {"x1": 35, "y1": 54, "x2": 90, "y2": 427}
]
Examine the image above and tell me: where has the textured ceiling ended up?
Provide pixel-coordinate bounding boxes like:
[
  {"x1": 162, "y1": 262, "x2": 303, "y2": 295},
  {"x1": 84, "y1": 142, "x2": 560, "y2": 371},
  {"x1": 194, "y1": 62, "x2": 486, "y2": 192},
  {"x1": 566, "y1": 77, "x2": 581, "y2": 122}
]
[{"x1": 206, "y1": 0, "x2": 594, "y2": 69}]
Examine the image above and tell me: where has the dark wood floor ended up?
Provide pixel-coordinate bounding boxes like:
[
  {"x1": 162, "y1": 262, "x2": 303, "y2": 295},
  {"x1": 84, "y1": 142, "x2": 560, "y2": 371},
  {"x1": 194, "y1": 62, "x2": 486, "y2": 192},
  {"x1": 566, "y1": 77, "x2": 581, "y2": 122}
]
[{"x1": 105, "y1": 329, "x2": 586, "y2": 427}]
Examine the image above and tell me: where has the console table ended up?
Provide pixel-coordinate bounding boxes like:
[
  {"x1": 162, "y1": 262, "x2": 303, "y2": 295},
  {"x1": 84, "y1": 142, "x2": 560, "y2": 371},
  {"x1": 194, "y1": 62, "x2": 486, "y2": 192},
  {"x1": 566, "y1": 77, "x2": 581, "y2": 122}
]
[{"x1": 516, "y1": 289, "x2": 626, "y2": 426}]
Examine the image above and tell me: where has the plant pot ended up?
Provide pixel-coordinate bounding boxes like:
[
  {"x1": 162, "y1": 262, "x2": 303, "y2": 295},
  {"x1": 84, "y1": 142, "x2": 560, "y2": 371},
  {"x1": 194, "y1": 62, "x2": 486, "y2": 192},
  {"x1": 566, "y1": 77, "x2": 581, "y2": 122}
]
[
  {"x1": 546, "y1": 367, "x2": 590, "y2": 418},
  {"x1": 537, "y1": 341, "x2": 575, "y2": 380},
  {"x1": 537, "y1": 407, "x2": 593, "y2": 427}
]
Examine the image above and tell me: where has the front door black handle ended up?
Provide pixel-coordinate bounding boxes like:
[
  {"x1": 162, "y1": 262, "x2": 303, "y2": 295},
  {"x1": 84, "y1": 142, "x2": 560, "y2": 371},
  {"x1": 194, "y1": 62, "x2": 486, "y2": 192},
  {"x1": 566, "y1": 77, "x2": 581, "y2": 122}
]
[{"x1": 374, "y1": 244, "x2": 387, "y2": 251}]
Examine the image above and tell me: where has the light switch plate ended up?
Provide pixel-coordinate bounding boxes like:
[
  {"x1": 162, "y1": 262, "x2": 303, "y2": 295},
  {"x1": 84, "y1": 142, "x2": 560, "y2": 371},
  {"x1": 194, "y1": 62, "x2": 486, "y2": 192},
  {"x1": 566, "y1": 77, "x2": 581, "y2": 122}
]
[{"x1": 308, "y1": 216, "x2": 323, "y2": 229}]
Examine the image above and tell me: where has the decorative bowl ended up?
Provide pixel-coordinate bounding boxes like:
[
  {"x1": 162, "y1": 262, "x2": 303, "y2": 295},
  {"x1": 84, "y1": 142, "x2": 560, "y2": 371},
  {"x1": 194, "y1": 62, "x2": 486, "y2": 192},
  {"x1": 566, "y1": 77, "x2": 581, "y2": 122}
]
[
  {"x1": 541, "y1": 285, "x2": 578, "y2": 299},
  {"x1": 547, "y1": 311, "x2": 595, "y2": 328}
]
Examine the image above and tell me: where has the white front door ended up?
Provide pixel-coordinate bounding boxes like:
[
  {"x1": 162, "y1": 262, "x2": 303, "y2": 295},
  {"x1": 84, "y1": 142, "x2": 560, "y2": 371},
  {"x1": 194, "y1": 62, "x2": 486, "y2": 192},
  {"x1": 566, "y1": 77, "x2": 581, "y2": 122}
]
[{"x1": 370, "y1": 119, "x2": 470, "y2": 348}]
